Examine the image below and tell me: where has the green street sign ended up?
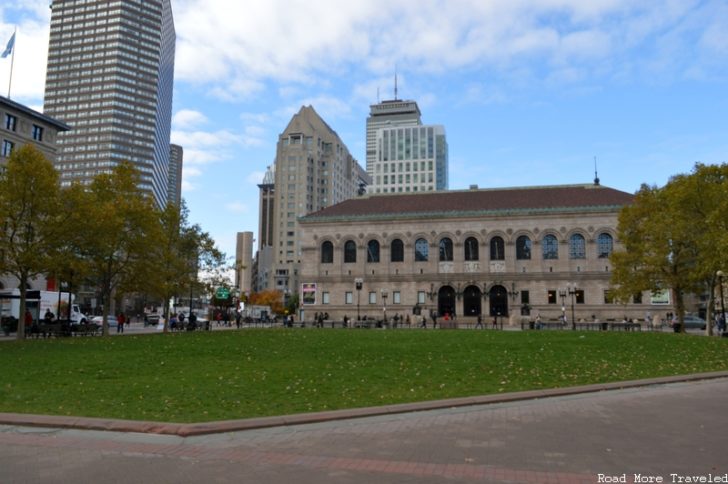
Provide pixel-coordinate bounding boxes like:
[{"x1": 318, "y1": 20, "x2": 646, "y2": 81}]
[{"x1": 216, "y1": 287, "x2": 230, "y2": 299}]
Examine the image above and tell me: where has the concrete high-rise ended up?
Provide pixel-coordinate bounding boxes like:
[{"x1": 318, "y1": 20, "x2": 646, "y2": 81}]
[
  {"x1": 168, "y1": 143, "x2": 183, "y2": 207},
  {"x1": 371, "y1": 124, "x2": 448, "y2": 193},
  {"x1": 262, "y1": 105, "x2": 369, "y2": 297},
  {"x1": 234, "y1": 231, "x2": 253, "y2": 296},
  {"x1": 365, "y1": 99, "x2": 421, "y2": 178},
  {"x1": 366, "y1": 97, "x2": 448, "y2": 194},
  {"x1": 43, "y1": 0, "x2": 176, "y2": 208},
  {"x1": 257, "y1": 165, "x2": 275, "y2": 250}
]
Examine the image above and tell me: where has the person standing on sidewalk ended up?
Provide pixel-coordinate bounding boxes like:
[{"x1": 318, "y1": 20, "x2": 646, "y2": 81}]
[{"x1": 117, "y1": 313, "x2": 125, "y2": 333}]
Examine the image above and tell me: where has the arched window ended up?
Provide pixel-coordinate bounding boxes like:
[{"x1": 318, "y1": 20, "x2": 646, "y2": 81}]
[
  {"x1": 390, "y1": 239, "x2": 404, "y2": 262},
  {"x1": 321, "y1": 241, "x2": 333, "y2": 264},
  {"x1": 367, "y1": 240, "x2": 380, "y2": 263},
  {"x1": 597, "y1": 233, "x2": 613, "y2": 258},
  {"x1": 569, "y1": 234, "x2": 586, "y2": 259},
  {"x1": 490, "y1": 236, "x2": 504, "y2": 260},
  {"x1": 464, "y1": 237, "x2": 479, "y2": 261},
  {"x1": 439, "y1": 237, "x2": 453, "y2": 261},
  {"x1": 415, "y1": 238, "x2": 429, "y2": 261},
  {"x1": 542, "y1": 234, "x2": 558, "y2": 260},
  {"x1": 516, "y1": 235, "x2": 531, "y2": 260},
  {"x1": 344, "y1": 240, "x2": 357, "y2": 263}
]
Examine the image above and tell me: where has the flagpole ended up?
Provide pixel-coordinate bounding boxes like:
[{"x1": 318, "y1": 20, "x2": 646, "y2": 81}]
[{"x1": 7, "y1": 27, "x2": 16, "y2": 98}]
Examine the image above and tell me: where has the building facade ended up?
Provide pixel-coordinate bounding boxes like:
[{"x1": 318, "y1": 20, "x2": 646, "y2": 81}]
[
  {"x1": 167, "y1": 143, "x2": 183, "y2": 207},
  {"x1": 365, "y1": 98, "x2": 448, "y2": 194},
  {"x1": 0, "y1": 96, "x2": 70, "y2": 292},
  {"x1": 371, "y1": 124, "x2": 448, "y2": 193},
  {"x1": 43, "y1": 0, "x2": 176, "y2": 208},
  {"x1": 365, "y1": 99, "x2": 421, "y2": 178},
  {"x1": 234, "y1": 231, "x2": 253, "y2": 296},
  {"x1": 257, "y1": 165, "x2": 275, "y2": 249},
  {"x1": 299, "y1": 184, "x2": 674, "y2": 324},
  {"x1": 263, "y1": 105, "x2": 369, "y2": 298},
  {"x1": 1, "y1": 95, "x2": 70, "y2": 168}
]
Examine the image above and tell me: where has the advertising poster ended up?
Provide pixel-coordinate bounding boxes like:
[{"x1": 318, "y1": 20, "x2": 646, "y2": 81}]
[
  {"x1": 650, "y1": 289, "x2": 671, "y2": 305},
  {"x1": 301, "y1": 283, "x2": 317, "y2": 305}
]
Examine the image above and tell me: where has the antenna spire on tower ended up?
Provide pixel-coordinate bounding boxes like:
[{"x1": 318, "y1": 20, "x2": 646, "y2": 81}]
[
  {"x1": 593, "y1": 156, "x2": 600, "y2": 186},
  {"x1": 394, "y1": 64, "x2": 398, "y2": 100}
]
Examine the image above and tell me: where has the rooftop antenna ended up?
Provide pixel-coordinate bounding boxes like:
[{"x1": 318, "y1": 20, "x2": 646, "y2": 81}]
[
  {"x1": 394, "y1": 64, "x2": 398, "y2": 100},
  {"x1": 593, "y1": 156, "x2": 600, "y2": 186}
]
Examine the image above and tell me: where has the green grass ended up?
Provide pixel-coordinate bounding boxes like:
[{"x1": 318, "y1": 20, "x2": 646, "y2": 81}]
[{"x1": 1, "y1": 330, "x2": 727, "y2": 423}]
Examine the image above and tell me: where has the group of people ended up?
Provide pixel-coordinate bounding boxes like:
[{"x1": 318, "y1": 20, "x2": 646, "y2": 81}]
[{"x1": 169, "y1": 311, "x2": 199, "y2": 331}]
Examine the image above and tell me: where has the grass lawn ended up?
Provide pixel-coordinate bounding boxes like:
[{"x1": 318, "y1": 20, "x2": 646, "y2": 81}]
[{"x1": 1, "y1": 329, "x2": 727, "y2": 423}]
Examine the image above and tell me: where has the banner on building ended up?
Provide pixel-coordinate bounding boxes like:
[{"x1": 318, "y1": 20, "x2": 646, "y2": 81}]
[
  {"x1": 301, "y1": 283, "x2": 316, "y2": 305},
  {"x1": 650, "y1": 289, "x2": 671, "y2": 305}
]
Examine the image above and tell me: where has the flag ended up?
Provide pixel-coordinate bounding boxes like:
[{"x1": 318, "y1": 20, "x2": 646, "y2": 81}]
[{"x1": 1, "y1": 32, "x2": 15, "y2": 59}]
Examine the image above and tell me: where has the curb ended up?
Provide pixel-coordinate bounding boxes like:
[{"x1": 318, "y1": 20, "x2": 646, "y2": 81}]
[{"x1": 2, "y1": 371, "x2": 727, "y2": 437}]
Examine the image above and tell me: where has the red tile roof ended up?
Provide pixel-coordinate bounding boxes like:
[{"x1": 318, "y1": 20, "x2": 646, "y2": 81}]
[{"x1": 302, "y1": 184, "x2": 633, "y2": 222}]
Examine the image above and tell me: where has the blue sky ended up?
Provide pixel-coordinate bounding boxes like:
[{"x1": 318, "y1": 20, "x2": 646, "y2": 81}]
[{"x1": 1, "y1": 0, "x2": 727, "y2": 259}]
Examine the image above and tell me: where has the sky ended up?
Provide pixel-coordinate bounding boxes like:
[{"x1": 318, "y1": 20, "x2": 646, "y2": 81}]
[{"x1": 1, "y1": 0, "x2": 727, "y2": 259}]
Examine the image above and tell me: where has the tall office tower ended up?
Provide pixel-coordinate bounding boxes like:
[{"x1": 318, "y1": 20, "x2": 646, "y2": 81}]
[
  {"x1": 268, "y1": 105, "x2": 369, "y2": 297},
  {"x1": 234, "y1": 231, "x2": 253, "y2": 296},
  {"x1": 168, "y1": 143, "x2": 183, "y2": 207},
  {"x1": 371, "y1": 124, "x2": 448, "y2": 193},
  {"x1": 257, "y1": 165, "x2": 275, "y2": 250},
  {"x1": 43, "y1": 0, "x2": 176, "y2": 208},
  {"x1": 365, "y1": 98, "x2": 421, "y2": 178},
  {"x1": 252, "y1": 165, "x2": 275, "y2": 293}
]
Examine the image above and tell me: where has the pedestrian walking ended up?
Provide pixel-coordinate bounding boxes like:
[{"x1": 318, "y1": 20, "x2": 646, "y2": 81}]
[{"x1": 117, "y1": 312, "x2": 125, "y2": 333}]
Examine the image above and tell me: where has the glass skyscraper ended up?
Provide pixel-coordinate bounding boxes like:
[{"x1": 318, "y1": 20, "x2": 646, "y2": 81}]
[{"x1": 43, "y1": 0, "x2": 176, "y2": 208}]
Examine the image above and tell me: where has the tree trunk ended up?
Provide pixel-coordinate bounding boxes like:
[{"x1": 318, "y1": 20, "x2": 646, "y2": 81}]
[
  {"x1": 674, "y1": 287, "x2": 686, "y2": 334},
  {"x1": 16, "y1": 275, "x2": 27, "y2": 340}
]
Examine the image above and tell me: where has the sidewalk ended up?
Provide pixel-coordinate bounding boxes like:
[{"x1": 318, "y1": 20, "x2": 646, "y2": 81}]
[{"x1": 2, "y1": 375, "x2": 727, "y2": 483}]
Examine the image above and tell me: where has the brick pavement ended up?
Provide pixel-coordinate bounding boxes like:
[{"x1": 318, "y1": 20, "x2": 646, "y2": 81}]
[{"x1": 2, "y1": 377, "x2": 728, "y2": 483}]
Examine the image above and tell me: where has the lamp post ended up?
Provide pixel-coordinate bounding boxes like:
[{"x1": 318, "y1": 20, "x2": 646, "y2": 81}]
[
  {"x1": 381, "y1": 288, "x2": 388, "y2": 324},
  {"x1": 426, "y1": 283, "x2": 437, "y2": 317},
  {"x1": 355, "y1": 278, "x2": 363, "y2": 321},
  {"x1": 718, "y1": 270, "x2": 726, "y2": 337},
  {"x1": 559, "y1": 289, "x2": 567, "y2": 325},
  {"x1": 508, "y1": 282, "x2": 519, "y2": 302},
  {"x1": 568, "y1": 284, "x2": 578, "y2": 331}
]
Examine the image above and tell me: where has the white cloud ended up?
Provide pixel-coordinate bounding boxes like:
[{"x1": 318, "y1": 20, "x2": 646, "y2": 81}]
[
  {"x1": 225, "y1": 201, "x2": 249, "y2": 214},
  {"x1": 172, "y1": 109, "x2": 208, "y2": 130},
  {"x1": 241, "y1": 125, "x2": 265, "y2": 148},
  {"x1": 0, "y1": 18, "x2": 49, "y2": 103},
  {"x1": 246, "y1": 170, "x2": 266, "y2": 185},
  {"x1": 170, "y1": 0, "x2": 726, "y2": 98},
  {"x1": 3, "y1": 0, "x2": 725, "y2": 111}
]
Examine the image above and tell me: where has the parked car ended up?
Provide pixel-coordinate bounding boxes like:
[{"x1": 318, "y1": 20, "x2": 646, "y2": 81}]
[
  {"x1": 91, "y1": 315, "x2": 118, "y2": 328},
  {"x1": 679, "y1": 314, "x2": 706, "y2": 330}
]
